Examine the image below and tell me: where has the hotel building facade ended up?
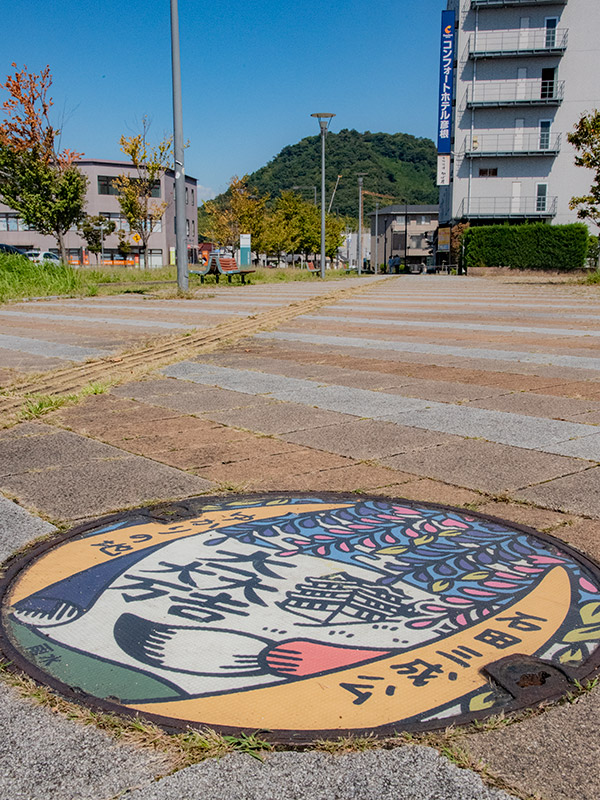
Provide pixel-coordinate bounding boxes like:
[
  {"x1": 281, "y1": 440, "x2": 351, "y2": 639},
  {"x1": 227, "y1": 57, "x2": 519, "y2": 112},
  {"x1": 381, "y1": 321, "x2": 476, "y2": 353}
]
[{"x1": 439, "y1": 0, "x2": 600, "y2": 230}]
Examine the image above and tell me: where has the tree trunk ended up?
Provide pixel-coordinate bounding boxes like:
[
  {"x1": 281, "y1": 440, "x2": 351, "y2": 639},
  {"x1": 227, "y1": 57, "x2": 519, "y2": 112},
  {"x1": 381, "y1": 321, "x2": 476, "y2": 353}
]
[{"x1": 56, "y1": 230, "x2": 68, "y2": 265}]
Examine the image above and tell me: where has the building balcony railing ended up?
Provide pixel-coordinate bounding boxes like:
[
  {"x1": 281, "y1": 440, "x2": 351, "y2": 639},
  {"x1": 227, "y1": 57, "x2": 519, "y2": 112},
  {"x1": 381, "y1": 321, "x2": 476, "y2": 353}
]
[
  {"x1": 467, "y1": 28, "x2": 568, "y2": 58},
  {"x1": 463, "y1": 131, "x2": 561, "y2": 156},
  {"x1": 471, "y1": 0, "x2": 567, "y2": 7},
  {"x1": 458, "y1": 196, "x2": 557, "y2": 219},
  {"x1": 466, "y1": 79, "x2": 564, "y2": 107}
]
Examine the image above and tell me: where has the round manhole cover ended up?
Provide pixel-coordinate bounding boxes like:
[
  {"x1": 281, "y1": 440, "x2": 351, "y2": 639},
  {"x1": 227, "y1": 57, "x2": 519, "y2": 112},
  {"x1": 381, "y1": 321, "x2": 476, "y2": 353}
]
[{"x1": 1, "y1": 494, "x2": 599, "y2": 743}]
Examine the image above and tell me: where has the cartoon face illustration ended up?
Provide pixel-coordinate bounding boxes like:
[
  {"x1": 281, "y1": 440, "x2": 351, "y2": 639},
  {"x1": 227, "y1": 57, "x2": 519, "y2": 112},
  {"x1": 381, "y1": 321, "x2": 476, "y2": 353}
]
[{"x1": 5, "y1": 497, "x2": 600, "y2": 732}]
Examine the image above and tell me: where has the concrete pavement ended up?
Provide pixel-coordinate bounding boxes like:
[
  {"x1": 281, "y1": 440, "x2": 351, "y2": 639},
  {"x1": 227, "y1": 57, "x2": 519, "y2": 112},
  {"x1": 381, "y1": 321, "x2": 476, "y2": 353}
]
[{"x1": 1, "y1": 274, "x2": 599, "y2": 800}]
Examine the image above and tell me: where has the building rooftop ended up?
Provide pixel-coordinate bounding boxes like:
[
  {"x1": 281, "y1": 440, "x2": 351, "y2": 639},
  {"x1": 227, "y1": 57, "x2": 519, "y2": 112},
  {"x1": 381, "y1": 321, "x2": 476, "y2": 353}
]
[{"x1": 368, "y1": 204, "x2": 439, "y2": 216}]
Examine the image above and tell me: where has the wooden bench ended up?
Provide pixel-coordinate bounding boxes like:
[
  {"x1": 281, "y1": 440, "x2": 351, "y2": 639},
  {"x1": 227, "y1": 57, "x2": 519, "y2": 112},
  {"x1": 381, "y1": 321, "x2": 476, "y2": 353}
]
[{"x1": 190, "y1": 254, "x2": 255, "y2": 284}]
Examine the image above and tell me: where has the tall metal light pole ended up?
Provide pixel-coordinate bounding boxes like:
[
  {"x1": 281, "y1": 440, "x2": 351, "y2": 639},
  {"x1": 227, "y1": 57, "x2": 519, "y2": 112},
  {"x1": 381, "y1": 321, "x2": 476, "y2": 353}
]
[
  {"x1": 357, "y1": 173, "x2": 367, "y2": 275},
  {"x1": 311, "y1": 113, "x2": 335, "y2": 279},
  {"x1": 374, "y1": 201, "x2": 379, "y2": 275},
  {"x1": 170, "y1": 0, "x2": 188, "y2": 292}
]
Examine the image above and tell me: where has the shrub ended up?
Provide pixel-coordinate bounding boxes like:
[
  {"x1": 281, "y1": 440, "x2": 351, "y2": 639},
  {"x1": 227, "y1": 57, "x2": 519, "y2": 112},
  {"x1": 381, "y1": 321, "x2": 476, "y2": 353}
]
[{"x1": 463, "y1": 223, "x2": 589, "y2": 271}]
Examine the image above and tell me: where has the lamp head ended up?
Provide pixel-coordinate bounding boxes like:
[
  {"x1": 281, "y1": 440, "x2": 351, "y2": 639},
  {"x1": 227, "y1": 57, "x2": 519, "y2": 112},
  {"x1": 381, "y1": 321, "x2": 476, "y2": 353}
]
[{"x1": 311, "y1": 112, "x2": 335, "y2": 133}]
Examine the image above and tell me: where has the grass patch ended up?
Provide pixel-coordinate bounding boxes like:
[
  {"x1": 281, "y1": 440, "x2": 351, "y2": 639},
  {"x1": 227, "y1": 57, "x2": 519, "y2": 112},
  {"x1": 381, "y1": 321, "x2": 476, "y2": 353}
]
[
  {"x1": 583, "y1": 270, "x2": 600, "y2": 285},
  {"x1": 0, "y1": 254, "x2": 85, "y2": 302},
  {"x1": 17, "y1": 381, "x2": 110, "y2": 421}
]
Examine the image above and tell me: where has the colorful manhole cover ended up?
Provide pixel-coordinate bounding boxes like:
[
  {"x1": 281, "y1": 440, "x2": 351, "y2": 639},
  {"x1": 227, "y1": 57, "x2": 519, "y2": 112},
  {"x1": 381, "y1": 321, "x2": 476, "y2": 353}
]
[{"x1": 1, "y1": 494, "x2": 599, "y2": 743}]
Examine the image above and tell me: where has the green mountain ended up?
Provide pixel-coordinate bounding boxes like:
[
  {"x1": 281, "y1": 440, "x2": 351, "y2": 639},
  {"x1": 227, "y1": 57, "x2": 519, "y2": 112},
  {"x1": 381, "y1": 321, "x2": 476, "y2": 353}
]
[{"x1": 245, "y1": 129, "x2": 438, "y2": 218}]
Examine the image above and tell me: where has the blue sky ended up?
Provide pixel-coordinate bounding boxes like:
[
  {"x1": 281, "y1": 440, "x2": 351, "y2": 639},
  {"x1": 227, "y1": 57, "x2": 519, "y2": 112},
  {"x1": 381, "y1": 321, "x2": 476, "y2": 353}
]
[{"x1": 3, "y1": 0, "x2": 446, "y2": 200}]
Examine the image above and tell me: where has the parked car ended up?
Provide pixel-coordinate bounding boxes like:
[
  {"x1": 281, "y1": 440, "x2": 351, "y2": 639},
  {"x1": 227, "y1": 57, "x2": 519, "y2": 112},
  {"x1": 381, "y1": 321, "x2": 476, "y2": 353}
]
[
  {"x1": 0, "y1": 243, "x2": 28, "y2": 256},
  {"x1": 25, "y1": 250, "x2": 62, "y2": 264}
]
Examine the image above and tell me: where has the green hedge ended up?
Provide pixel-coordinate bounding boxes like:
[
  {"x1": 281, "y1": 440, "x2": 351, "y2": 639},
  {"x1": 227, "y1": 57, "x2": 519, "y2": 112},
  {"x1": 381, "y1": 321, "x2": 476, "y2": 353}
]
[{"x1": 463, "y1": 223, "x2": 589, "y2": 271}]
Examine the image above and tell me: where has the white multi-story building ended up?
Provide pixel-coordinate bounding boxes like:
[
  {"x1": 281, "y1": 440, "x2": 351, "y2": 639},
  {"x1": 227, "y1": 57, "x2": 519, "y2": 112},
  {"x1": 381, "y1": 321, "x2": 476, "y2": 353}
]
[{"x1": 439, "y1": 0, "x2": 600, "y2": 229}]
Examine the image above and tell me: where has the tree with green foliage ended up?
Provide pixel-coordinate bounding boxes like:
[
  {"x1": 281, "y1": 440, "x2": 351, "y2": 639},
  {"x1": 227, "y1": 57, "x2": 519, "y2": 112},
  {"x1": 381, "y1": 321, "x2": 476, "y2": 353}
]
[
  {"x1": 77, "y1": 214, "x2": 116, "y2": 264},
  {"x1": 568, "y1": 110, "x2": 600, "y2": 230},
  {"x1": 201, "y1": 175, "x2": 268, "y2": 254},
  {"x1": 215, "y1": 129, "x2": 437, "y2": 220},
  {"x1": 115, "y1": 117, "x2": 172, "y2": 268},
  {"x1": 0, "y1": 63, "x2": 87, "y2": 263}
]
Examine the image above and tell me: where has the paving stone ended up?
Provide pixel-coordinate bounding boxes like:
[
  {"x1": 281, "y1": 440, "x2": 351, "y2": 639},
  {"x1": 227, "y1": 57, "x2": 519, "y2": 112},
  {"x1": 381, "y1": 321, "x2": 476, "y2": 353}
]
[
  {"x1": 0, "y1": 332, "x2": 109, "y2": 361},
  {"x1": 542, "y1": 433, "x2": 600, "y2": 461},
  {"x1": 137, "y1": 433, "x2": 303, "y2": 471},
  {"x1": 121, "y1": 747, "x2": 516, "y2": 800},
  {"x1": 380, "y1": 478, "x2": 483, "y2": 507},
  {"x1": 388, "y1": 404, "x2": 594, "y2": 452},
  {"x1": 282, "y1": 420, "x2": 462, "y2": 459},
  {"x1": 473, "y1": 500, "x2": 576, "y2": 534},
  {"x1": 467, "y1": 391, "x2": 600, "y2": 421},
  {"x1": 459, "y1": 689, "x2": 600, "y2": 800},
  {"x1": 0, "y1": 683, "x2": 167, "y2": 800},
  {"x1": 52, "y1": 394, "x2": 183, "y2": 438},
  {"x1": 205, "y1": 402, "x2": 356, "y2": 434},
  {"x1": 194, "y1": 449, "x2": 355, "y2": 486},
  {"x1": 382, "y1": 439, "x2": 590, "y2": 494},
  {"x1": 269, "y1": 463, "x2": 415, "y2": 493},
  {"x1": 0, "y1": 495, "x2": 56, "y2": 562},
  {"x1": 514, "y1": 468, "x2": 600, "y2": 519},
  {"x1": 386, "y1": 379, "x2": 508, "y2": 403},
  {"x1": 0, "y1": 424, "x2": 133, "y2": 477},
  {"x1": 0, "y1": 456, "x2": 213, "y2": 522},
  {"x1": 113, "y1": 380, "x2": 275, "y2": 414},
  {"x1": 551, "y1": 517, "x2": 600, "y2": 562}
]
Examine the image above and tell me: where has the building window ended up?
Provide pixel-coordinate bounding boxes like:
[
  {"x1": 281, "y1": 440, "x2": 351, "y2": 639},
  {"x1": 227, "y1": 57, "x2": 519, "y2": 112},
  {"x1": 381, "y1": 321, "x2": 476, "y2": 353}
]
[
  {"x1": 539, "y1": 120, "x2": 551, "y2": 150},
  {"x1": 98, "y1": 176, "x2": 119, "y2": 195},
  {"x1": 0, "y1": 213, "x2": 31, "y2": 231},
  {"x1": 186, "y1": 219, "x2": 190, "y2": 237},
  {"x1": 192, "y1": 189, "x2": 195, "y2": 206},
  {"x1": 185, "y1": 187, "x2": 189, "y2": 204},
  {"x1": 536, "y1": 183, "x2": 548, "y2": 212},
  {"x1": 98, "y1": 175, "x2": 160, "y2": 197},
  {"x1": 479, "y1": 167, "x2": 498, "y2": 177}
]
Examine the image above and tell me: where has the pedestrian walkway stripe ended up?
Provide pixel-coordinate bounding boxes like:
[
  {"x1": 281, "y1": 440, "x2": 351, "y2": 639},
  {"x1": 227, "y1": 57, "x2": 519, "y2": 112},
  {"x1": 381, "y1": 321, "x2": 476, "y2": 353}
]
[
  {"x1": 0, "y1": 334, "x2": 109, "y2": 361},
  {"x1": 256, "y1": 331, "x2": 600, "y2": 372},
  {"x1": 300, "y1": 314, "x2": 600, "y2": 339},
  {"x1": 0, "y1": 309, "x2": 218, "y2": 330},
  {"x1": 163, "y1": 362, "x2": 600, "y2": 461},
  {"x1": 332, "y1": 304, "x2": 600, "y2": 323}
]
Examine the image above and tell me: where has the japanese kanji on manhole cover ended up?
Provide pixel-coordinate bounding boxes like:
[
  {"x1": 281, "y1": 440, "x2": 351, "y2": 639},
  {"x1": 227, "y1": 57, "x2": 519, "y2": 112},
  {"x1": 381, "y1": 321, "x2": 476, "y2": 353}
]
[{"x1": 1, "y1": 494, "x2": 599, "y2": 742}]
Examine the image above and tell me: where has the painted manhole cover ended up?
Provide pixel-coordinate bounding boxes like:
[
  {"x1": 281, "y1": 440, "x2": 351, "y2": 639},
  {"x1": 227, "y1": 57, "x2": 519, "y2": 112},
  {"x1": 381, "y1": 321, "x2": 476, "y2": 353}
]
[{"x1": 1, "y1": 494, "x2": 599, "y2": 743}]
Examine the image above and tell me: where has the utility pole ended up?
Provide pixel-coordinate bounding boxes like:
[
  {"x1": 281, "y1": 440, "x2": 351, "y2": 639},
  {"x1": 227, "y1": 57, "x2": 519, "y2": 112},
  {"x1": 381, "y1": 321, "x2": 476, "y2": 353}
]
[
  {"x1": 170, "y1": 0, "x2": 188, "y2": 292},
  {"x1": 357, "y1": 173, "x2": 367, "y2": 275}
]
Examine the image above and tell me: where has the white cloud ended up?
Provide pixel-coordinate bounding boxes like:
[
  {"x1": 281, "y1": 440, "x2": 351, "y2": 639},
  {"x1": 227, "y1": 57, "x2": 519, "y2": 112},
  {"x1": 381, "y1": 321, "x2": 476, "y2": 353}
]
[{"x1": 196, "y1": 184, "x2": 216, "y2": 202}]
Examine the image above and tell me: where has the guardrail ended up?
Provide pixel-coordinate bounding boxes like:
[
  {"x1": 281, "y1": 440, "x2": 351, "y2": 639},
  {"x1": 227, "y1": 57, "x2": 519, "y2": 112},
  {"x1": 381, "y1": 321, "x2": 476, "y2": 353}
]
[
  {"x1": 466, "y1": 79, "x2": 564, "y2": 106},
  {"x1": 458, "y1": 196, "x2": 558, "y2": 218},
  {"x1": 467, "y1": 28, "x2": 568, "y2": 57},
  {"x1": 463, "y1": 131, "x2": 561, "y2": 155}
]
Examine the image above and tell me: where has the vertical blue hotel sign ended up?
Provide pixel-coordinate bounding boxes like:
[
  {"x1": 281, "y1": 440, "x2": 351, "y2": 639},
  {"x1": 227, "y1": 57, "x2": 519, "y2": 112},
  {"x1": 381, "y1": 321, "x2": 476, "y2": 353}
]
[{"x1": 437, "y1": 10, "x2": 455, "y2": 155}]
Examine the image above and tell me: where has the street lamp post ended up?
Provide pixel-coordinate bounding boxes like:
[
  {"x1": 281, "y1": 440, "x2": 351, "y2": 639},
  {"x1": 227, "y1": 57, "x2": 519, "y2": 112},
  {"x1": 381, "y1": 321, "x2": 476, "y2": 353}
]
[
  {"x1": 170, "y1": 0, "x2": 188, "y2": 292},
  {"x1": 374, "y1": 201, "x2": 379, "y2": 275},
  {"x1": 311, "y1": 113, "x2": 335, "y2": 279},
  {"x1": 357, "y1": 173, "x2": 367, "y2": 275}
]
